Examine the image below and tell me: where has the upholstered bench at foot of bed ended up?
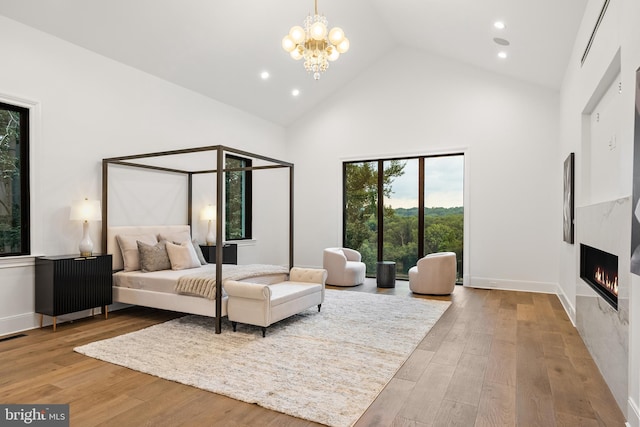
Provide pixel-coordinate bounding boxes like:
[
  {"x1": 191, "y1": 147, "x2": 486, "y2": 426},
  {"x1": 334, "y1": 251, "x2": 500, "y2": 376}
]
[{"x1": 224, "y1": 267, "x2": 327, "y2": 337}]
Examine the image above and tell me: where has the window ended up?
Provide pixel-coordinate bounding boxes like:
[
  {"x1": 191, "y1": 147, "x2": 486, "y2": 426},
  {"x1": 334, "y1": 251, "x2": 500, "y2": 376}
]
[
  {"x1": 0, "y1": 102, "x2": 29, "y2": 256},
  {"x1": 225, "y1": 155, "x2": 252, "y2": 240},
  {"x1": 343, "y1": 154, "x2": 464, "y2": 281}
]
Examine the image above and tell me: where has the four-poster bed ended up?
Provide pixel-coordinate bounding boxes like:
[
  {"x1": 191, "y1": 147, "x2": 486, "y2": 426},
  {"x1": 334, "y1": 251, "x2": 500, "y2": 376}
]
[{"x1": 101, "y1": 145, "x2": 294, "y2": 333}]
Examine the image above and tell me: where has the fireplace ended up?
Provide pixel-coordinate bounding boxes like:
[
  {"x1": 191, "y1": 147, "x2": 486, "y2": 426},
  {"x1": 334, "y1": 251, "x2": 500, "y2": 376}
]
[{"x1": 580, "y1": 244, "x2": 618, "y2": 310}]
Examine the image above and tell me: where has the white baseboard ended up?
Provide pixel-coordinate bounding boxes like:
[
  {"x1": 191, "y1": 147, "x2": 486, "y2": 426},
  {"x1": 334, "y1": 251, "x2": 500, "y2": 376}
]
[
  {"x1": 0, "y1": 312, "x2": 39, "y2": 337},
  {"x1": 467, "y1": 276, "x2": 559, "y2": 294},
  {"x1": 628, "y1": 397, "x2": 639, "y2": 427},
  {"x1": 555, "y1": 286, "x2": 576, "y2": 326},
  {"x1": 0, "y1": 303, "x2": 131, "y2": 337}
]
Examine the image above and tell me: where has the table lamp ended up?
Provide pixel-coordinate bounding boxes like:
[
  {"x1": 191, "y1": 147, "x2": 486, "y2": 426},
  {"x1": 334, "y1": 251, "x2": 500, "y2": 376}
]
[
  {"x1": 201, "y1": 204, "x2": 216, "y2": 245},
  {"x1": 70, "y1": 198, "x2": 102, "y2": 256}
]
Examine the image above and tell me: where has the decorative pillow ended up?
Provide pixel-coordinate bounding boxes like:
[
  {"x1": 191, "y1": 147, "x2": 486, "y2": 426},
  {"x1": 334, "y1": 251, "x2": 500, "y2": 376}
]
[
  {"x1": 137, "y1": 240, "x2": 171, "y2": 272},
  {"x1": 158, "y1": 231, "x2": 191, "y2": 244},
  {"x1": 116, "y1": 233, "x2": 158, "y2": 271},
  {"x1": 166, "y1": 241, "x2": 201, "y2": 270},
  {"x1": 192, "y1": 240, "x2": 208, "y2": 265}
]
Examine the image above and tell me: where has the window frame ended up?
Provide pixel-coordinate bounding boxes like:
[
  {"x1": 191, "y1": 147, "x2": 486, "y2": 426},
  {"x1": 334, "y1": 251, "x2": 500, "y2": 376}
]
[
  {"x1": 0, "y1": 101, "x2": 30, "y2": 257},
  {"x1": 225, "y1": 154, "x2": 252, "y2": 240}
]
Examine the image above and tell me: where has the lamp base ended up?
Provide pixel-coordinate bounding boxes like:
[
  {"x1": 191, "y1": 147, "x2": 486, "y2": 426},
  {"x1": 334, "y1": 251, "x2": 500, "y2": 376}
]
[
  {"x1": 79, "y1": 220, "x2": 94, "y2": 257},
  {"x1": 206, "y1": 220, "x2": 215, "y2": 246}
]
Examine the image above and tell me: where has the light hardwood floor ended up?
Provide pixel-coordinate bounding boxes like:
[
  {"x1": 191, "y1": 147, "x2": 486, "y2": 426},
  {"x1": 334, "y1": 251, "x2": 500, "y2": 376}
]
[{"x1": 0, "y1": 280, "x2": 627, "y2": 426}]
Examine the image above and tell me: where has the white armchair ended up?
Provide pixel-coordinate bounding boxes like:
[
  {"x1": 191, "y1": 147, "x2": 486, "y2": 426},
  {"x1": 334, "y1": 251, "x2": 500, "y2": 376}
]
[
  {"x1": 409, "y1": 252, "x2": 457, "y2": 295},
  {"x1": 323, "y1": 247, "x2": 366, "y2": 286}
]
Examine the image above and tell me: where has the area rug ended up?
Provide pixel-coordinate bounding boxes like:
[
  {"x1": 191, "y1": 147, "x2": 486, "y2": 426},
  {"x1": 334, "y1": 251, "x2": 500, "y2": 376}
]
[{"x1": 74, "y1": 290, "x2": 450, "y2": 427}]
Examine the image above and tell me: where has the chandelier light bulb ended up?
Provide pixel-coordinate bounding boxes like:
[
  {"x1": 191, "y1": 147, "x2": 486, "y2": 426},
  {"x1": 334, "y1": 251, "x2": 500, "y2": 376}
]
[
  {"x1": 328, "y1": 27, "x2": 345, "y2": 45},
  {"x1": 327, "y1": 46, "x2": 340, "y2": 61},
  {"x1": 282, "y1": 35, "x2": 296, "y2": 52},
  {"x1": 310, "y1": 21, "x2": 327, "y2": 40},
  {"x1": 336, "y1": 38, "x2": 350, "y2": 54},
  {"x1": 290, "y1": 48, "x2": 303, "y2": 60},
  {"x1": 289, "y1": 26, "x2": 306, "y2": 44}
]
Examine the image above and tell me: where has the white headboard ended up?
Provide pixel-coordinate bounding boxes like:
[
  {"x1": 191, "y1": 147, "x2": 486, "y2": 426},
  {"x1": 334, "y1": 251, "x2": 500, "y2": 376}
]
[{"x1": 107, "y1": 225, "x2": 191, "y2": 271}]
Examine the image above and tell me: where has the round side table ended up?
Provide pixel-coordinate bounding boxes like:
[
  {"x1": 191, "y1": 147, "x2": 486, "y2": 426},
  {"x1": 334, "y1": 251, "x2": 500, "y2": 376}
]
[{"x1": 376, "y1": 261, "x2": 396, "y2": 288}]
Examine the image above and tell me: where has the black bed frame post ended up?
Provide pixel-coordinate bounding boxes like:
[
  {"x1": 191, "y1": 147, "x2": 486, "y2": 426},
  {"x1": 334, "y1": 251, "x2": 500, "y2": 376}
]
[
  {"x1": 101, "y1": 160, "x2": 108, "y2": 254},
  {"x1": 215, "y1": 146, "x2": 224, "y2": 334},
  {"x1": 187, "y1": 173, "x2": 193, "y2": 228},
  {"x1": 289, "y1": 165, "x2": 294, "y2": 270}
]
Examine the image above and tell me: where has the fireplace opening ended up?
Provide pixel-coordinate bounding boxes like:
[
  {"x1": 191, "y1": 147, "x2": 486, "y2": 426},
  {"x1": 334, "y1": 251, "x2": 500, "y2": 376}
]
[{"x1": 580, "y1": 244, "x2": 618, "y2": 310}]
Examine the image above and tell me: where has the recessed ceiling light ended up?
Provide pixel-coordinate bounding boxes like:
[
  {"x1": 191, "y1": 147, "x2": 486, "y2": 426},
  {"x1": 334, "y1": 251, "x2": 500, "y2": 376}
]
[
  {"x1": 260, "y1": 71, "x2": 270, "y2": 80},
  {"x1": 494, "y1": 21, "x2": 506, "y2": 30},
  {"x1": 292, "y1": 89, "x2": 300, "y2": 97},
  {"x1": 498, "y1": 51, "x2": 508, "y2": 59},
  {"x1": 493, "y1": 37, "x2": 510, "y2": 46}
]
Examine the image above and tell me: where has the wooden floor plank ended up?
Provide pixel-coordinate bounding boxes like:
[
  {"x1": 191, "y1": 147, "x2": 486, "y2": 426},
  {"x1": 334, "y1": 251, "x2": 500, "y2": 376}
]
[
  {"x1": 571, "y1": 356, "x2": 627, "y2": 426},
  {"x1": 485, "y1": 338, "x2": 516, "y2": 387},
  {"x1": 397, "y1": 362, "x2": 456, "y2": 424},
  {"x1": 515, "y1": 304, "x2": 557, "y2": 427},
  {"x1": 432, "y1": 399, "x2": 477, "y2": 427},
  {"x1": 463, "y1": 330, "x2": 492, "y2": 357},
  {"x1": 354, "y1": 378, "x2": 416, "y2": 427},
  {"x1": 395, "y1": 348, "x2": 436, "y2": 381},
  {"x1": 545, "y1": 354, "x2": 596, "y2": 419},
  {"x1": 475, "y1": 381, "x2": 515, "y2": 427},
  {"x1": 444, "y1": 352, "x2": 487, "y2": 406}
]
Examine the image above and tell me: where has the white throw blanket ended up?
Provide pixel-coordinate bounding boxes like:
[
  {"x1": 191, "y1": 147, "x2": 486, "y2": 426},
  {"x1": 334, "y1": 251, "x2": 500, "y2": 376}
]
[{"x1": 175, "y1": 264, "x2": 289, "y2": 300}]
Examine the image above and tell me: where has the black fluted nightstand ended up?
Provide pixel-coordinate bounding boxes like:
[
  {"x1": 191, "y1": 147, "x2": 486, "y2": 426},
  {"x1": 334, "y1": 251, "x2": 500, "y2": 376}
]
[
  {"x1": 199, "y1": 244, "x2": 238, "y2": 264},
  {"x1": 35, "y1": 254, "x2": 113, "y2": 331}
]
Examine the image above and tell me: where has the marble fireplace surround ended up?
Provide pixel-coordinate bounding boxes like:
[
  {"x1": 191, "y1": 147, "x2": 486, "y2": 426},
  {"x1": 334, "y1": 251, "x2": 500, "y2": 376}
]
[{"x1": 576, "y1": 197, "x2": 629, "y2": 412}]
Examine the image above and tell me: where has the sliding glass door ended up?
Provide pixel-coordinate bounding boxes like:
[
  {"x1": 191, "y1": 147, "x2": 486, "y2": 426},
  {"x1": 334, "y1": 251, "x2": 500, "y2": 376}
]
[
  {"x1": 382, "y1": 158, "x2": 419, "y2": 277},
  {"x1": 344, "y1": 154, "x2": 464, "y2": 281},
  {"x1": 423, "y1": 155, "x2": 464, "y2": 280},
  {"x1": 344, "y1": 161, "x2": 378, "y2": 276}
]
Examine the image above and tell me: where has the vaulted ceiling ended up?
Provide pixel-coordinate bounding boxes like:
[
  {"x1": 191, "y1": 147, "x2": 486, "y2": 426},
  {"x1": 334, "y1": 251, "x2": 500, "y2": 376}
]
[{"x1": 0, "y1": 0, "x2": 588, "y2": 126}]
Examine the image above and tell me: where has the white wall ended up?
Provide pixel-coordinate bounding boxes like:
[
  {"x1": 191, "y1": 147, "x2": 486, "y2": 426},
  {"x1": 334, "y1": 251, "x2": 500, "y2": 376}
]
[
  {"x1": 0, "y1": 15, "x2": 288, "y2": 335},
  {"x1": 287, "y1": 46, "x2": 561, "y2": 293},
  {"x1": 559, "y1": 0, "x2": 640, "y2": 423}
]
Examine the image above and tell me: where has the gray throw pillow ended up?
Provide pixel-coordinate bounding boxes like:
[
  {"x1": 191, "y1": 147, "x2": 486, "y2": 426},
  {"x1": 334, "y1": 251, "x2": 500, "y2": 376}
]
[
  {"x1": 192, "y1": 240, "x2": 208, "y2": 265},
  {"x1": 137, "y1": 240, "x2": 171, "y2": 272}
]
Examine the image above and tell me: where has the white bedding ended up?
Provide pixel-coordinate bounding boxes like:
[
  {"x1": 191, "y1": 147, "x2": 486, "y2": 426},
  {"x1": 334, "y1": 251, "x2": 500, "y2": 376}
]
[{"x1": 113, "y1": 263, "x2": 288, "y2": 295}]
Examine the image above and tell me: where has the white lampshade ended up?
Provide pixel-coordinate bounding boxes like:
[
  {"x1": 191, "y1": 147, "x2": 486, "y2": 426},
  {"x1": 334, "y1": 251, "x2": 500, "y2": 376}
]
[
  {"x1": 201, "y1": 204, "x2": 216, "y2": 221},
  {"x1": 70, "y1": 199, "x2": 101, "y2": 221}
]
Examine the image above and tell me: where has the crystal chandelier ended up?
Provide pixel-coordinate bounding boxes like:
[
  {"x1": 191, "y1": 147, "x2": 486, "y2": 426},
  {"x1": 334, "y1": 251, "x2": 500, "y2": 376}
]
[{"x1": 281, "y1": 0, "x2": 350, "y2": 80}]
